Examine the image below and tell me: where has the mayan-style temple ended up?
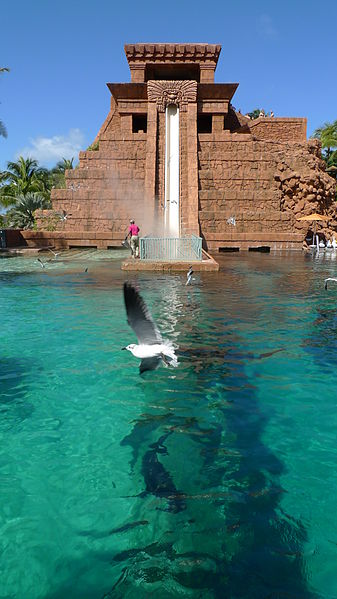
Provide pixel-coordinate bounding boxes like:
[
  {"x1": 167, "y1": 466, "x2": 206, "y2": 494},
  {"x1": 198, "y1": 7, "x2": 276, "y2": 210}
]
[{"x1": 31, "y1": 43, "x2": 336, "y2": 251}]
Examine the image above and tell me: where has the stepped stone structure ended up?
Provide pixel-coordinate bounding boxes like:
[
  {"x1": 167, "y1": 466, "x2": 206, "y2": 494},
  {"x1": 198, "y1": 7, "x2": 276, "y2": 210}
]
[{"x1": 30, "y1": 43, "x2": 336, "y2": 251}]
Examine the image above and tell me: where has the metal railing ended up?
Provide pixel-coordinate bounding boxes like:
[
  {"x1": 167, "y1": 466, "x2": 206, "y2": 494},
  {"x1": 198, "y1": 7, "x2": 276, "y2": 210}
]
[{"x1": 140, "y1": 235, "x2": 202, "y2": 261}]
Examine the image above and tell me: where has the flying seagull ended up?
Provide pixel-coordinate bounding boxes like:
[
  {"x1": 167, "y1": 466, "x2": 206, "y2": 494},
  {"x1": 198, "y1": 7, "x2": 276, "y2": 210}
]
[
  {"x1": 122, "y1": 282, "x2": 178, "y2": 373},
  {"x1": 37, "y1": 258, "x2": 45, "y2": 268},
  {"x1": 59, "y1": 210, "x2": 71, "y2": 221},
  {"x1": 324, "y1": 278, "x2": 337, "y2": 290},
  {"x1": 48, "y1": 248, "x2": 60, "y2": 258},
  {"x1": 186, "y1": 266, "x2": 194, "y2": 286}
]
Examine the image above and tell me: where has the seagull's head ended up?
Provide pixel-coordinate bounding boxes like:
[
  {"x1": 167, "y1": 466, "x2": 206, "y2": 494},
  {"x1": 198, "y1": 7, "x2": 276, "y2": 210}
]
[{"x1": 121, "y1": 344, "x2": 136, "y2": 353}]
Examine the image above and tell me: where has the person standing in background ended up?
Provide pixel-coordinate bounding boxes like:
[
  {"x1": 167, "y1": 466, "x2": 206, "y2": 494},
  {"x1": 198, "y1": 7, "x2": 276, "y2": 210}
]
[{"x1": 128, "y1": 219, "x2": 140, "y2": 258}]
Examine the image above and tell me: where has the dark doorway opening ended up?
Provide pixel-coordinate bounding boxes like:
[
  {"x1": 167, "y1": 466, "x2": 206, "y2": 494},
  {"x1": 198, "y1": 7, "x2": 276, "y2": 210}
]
[
  {"x1": 219, "y1": 247, "x2": 240, "y2": 252},
  {"x1": 145, "y1": 64, "x2": 200, "y2": 82},
  {"x1": 132, "y1": 114, "x2": 147, "y2": 133},
  {"x1": 197, "y1": 114, "x2": 212, "y2": 134},
  {"x1": 248, "y1": 246, "x2": 270, "y2": 253}
]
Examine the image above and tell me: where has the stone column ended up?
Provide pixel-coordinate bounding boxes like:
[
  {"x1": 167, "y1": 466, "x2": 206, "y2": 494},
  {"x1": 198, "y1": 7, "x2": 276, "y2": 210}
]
[
  {"x1": 185, "y1": 101, "x2": 199, "y2": 235},
  {"x1": 130, "y1": 65, "x2": 145, "y2": 82},
  {"x1": 212, "y1": 114, "x2": 224, "y2": 133},
  {"x1": 200, "y1": 65, "x2": 215, "y2": 83},
  {"x1": 147, "y1": 80, "x2": 198, "y2": 237},
  {"x1": 144, "y1": 101, "x2": 157, "y2": 233}
]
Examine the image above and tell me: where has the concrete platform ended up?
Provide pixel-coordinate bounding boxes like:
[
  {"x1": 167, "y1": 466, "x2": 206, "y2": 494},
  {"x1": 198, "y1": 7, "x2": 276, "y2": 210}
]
[
  {"x1": 121, "y1": 251, "x2": 219, "y2": 272},
  {"x1": 206, "y1": 232, "x2": 304, "y2": 252}
]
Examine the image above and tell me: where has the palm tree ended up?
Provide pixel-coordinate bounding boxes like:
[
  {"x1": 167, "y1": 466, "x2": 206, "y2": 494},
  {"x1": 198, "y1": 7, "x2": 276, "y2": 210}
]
[
  {"x1": 53, "y1": 157, "x2": 74, "y2": 173},
  {"x1": 312, "y1": 120, "x2": 337, "y2": 161},
  {"x1": 0, "y1": 67, "x2": 9, "y2": 138},
  {"x1": 0, "y1": 121, "x2": 7, "y2": 138},
  {"x1": 0, "y1": 156, "x2": 50, "y2": 207},
  {"x1": 5, "y1": 192, "x2": 51, "y2": 229},
  {"x1": 51, "y1": 156, "x2": 74, "y2": 189}
]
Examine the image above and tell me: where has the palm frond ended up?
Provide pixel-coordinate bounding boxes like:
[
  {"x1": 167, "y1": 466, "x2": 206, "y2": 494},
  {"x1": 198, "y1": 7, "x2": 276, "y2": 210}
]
[
  {"x1": 53, "y1": 157, "x2": 74, "y2": 174},
  {"x1": 0, "y1": 156, "x2": 52, "y2": 197},
  {"x1": 0, "y1": 120, "x2": 7, "y2": 138},
  {"x1": 5, "y1": 192, "x2": 51, "y2": 229}
]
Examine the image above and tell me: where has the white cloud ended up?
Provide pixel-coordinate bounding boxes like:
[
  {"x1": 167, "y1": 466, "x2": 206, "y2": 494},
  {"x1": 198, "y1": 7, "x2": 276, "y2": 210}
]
[
  {"x1": 257, "y1": 14, "x2": 278, "y2": 39},
  {"x1": 17, "y1": 128, "x2": 85, "y2": 166}
]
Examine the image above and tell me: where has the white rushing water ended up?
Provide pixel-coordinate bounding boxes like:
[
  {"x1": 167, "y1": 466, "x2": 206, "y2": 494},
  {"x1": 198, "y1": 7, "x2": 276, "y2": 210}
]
[{"x1": 164, "y1": 103, "x2": 180, "y2": 238}]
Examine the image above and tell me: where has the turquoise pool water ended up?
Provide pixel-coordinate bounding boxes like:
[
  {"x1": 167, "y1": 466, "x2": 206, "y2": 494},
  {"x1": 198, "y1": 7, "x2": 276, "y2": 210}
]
[{"x1": 2, "y1": 249, "x2": 337, "y2": 598}]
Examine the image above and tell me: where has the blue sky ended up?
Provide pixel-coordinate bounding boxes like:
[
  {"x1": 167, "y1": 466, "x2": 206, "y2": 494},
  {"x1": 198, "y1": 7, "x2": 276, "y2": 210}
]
[{"x1": 1, "y1": 0, "x2": 336, "y2": 169}]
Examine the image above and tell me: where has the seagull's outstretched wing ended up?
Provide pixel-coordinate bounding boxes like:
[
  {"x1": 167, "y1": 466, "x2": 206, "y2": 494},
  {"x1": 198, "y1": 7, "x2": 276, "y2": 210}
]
[
  {"x1": 186, "y1": 266, "x2": 194, "y2": 286},
  {"x1": 325, "y1": 277, "x2": 337, "y2": 290},
  {"x1": 124, "y1": 282, "x2": 162, "y2": 345},
  {"x1": 139, "y1": 356, "x2": 161, "y2": 373}
]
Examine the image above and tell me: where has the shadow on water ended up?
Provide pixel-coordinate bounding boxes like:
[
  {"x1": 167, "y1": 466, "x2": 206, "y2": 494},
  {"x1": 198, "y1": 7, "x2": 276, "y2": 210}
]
[
  {"x1": 104, "y1": 279, "x2": 317, "y2": 599},
  {"x1": 0, "y1": 357, "x2": 35, "y2": 427},
  {"x1": 210, "y1": 361, "x2": 315, "y2": 599},
  {"x1": 303, "y1": 304, "x2": 337, "y2": 370}
]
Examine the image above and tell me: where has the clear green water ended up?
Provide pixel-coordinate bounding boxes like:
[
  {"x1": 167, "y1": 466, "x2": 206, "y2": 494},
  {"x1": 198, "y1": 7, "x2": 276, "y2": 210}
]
[{"x1": 1, "y1": 249, "x2": 337, "y2": 598}]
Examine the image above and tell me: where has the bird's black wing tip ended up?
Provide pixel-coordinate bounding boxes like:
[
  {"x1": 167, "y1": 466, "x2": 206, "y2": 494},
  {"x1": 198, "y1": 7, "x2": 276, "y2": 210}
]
[
  {"x1": 124, "y1": 281, "x2": 136, "y2": 292},
  {"x1": 124, "y1": 282, "x2": 139, "y2": 302},
  {"x1": 139, "y1": 356, "x2": 161, "y2": 374}
]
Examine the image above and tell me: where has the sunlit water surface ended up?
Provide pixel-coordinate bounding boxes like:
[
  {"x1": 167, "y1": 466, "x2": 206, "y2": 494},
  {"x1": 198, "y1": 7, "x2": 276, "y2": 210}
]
[{"x1": 2, "y1": 249, "x2": 337, "y2": 598}]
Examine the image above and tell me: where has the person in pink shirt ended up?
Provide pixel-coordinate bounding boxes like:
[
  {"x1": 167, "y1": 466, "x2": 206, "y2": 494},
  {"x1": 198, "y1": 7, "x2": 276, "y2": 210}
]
[{"x1": 128, "y1": 219, "x2": 140, "y2": 258}]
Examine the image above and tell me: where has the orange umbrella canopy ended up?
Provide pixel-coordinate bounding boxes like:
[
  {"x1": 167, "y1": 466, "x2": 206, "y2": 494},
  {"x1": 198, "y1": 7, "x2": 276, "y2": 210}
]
[
  {"x1": 297, "y1": 213, "x2": 328, "y2": 221},
  {"x1": 297, "y1": 213, "x2": 329, "y2": 245}
]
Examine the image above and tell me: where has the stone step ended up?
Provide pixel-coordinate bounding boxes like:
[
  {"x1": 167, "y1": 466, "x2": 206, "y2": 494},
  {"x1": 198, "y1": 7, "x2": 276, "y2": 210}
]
[
  {"x1": 52, "y1": 189, "x2": 145, "y2": 201},
  {"x1": 199, "y1": 209, "x2": 291, "y2": 221},
  {"x1": 199, "y1": 192, "x2": 281, "y2": 202},
  {"x1": 67, "y1": 167, "x2": 145, "y2": 179},
  {"x1": 205, "y1": 231, "x2": 303, "y2": 241}
]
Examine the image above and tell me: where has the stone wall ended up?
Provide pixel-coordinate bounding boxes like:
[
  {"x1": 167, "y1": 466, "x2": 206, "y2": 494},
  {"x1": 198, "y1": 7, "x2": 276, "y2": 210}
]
[
  {"x1": 248, "y1": 117, "x2": 307, "y2": 142},
  {"x1": 198, "y1": 133, "x2": 336, "y2": 251},
  {"x1": 0, "y1": 229, "x2": 27, "y2": 248},
  {"x1": 49, "y1": 127, "x2": 149, "y2": 245},
  {"x1": 33, "y1": 76, "x2": 335, "y2": 252},
  {"x1": 39, "y1": 122, "x2": 335, "y2": 251},
  {"x1": 154, "y1": 111, "x2": 165, "y2": 221}
]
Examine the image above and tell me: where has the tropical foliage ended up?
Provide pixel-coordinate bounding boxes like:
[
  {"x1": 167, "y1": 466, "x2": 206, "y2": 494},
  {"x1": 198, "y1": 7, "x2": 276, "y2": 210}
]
[
  {"x1": 87, "y1": 141, "x2": 99, "y2": 151},
  {"x1": 50, "y1": 157, "x2": 74, "y2": 189},
  {"x1": 0, "y1": 155, "x2": 74, "y2": 228},
  {"x1": 0, "y1": 157, "x2": 49, "y2": 207},
  {"x1": 54, "y1": 157, "x2": 74, "y2": 172},
  {"x1": 247, "y1": 108, "x2": 274, "y2": 119},
  {"x1": 313, "y1": 120, "x2": 337, "y2": 180},
  {"x1": 247, "y1": 108, "x2": 263, "y2": 120},
  {"x1": 0, "y1": 121, "x2": 7, "y2": 138},
  {"x1": 0, "y1": 67, "x2": 10, "y2": 138},
  {"x1": 5, "y1": 192, "x2": 51, "y2": 229}
]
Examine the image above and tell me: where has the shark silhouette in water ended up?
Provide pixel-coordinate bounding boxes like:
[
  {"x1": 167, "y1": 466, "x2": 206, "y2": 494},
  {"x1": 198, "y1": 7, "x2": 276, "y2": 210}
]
[
  {"x1": 123, "y1": 432, "x2": 186, "y2": 513},
  {"x1": 140, "y1": 436, "x2": 186, "y2": 513},
  {"x1": 176, "y1": 346, "x2": 284, "y2": 372}
]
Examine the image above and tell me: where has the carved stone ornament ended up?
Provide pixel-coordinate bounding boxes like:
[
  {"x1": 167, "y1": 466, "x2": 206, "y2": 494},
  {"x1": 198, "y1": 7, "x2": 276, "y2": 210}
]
[{"x1": 147, "y1": 80, "x2": 197, "y2": 112}]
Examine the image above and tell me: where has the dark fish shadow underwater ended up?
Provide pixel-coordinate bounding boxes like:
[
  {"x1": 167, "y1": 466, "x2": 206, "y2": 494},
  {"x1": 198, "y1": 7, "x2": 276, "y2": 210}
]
[
  {"x1": 0, "y1": 357, "x2": 35, "y2": 427},
  {"x1": 107, "y1": 323, "x2": 315, "y2": 598}
]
